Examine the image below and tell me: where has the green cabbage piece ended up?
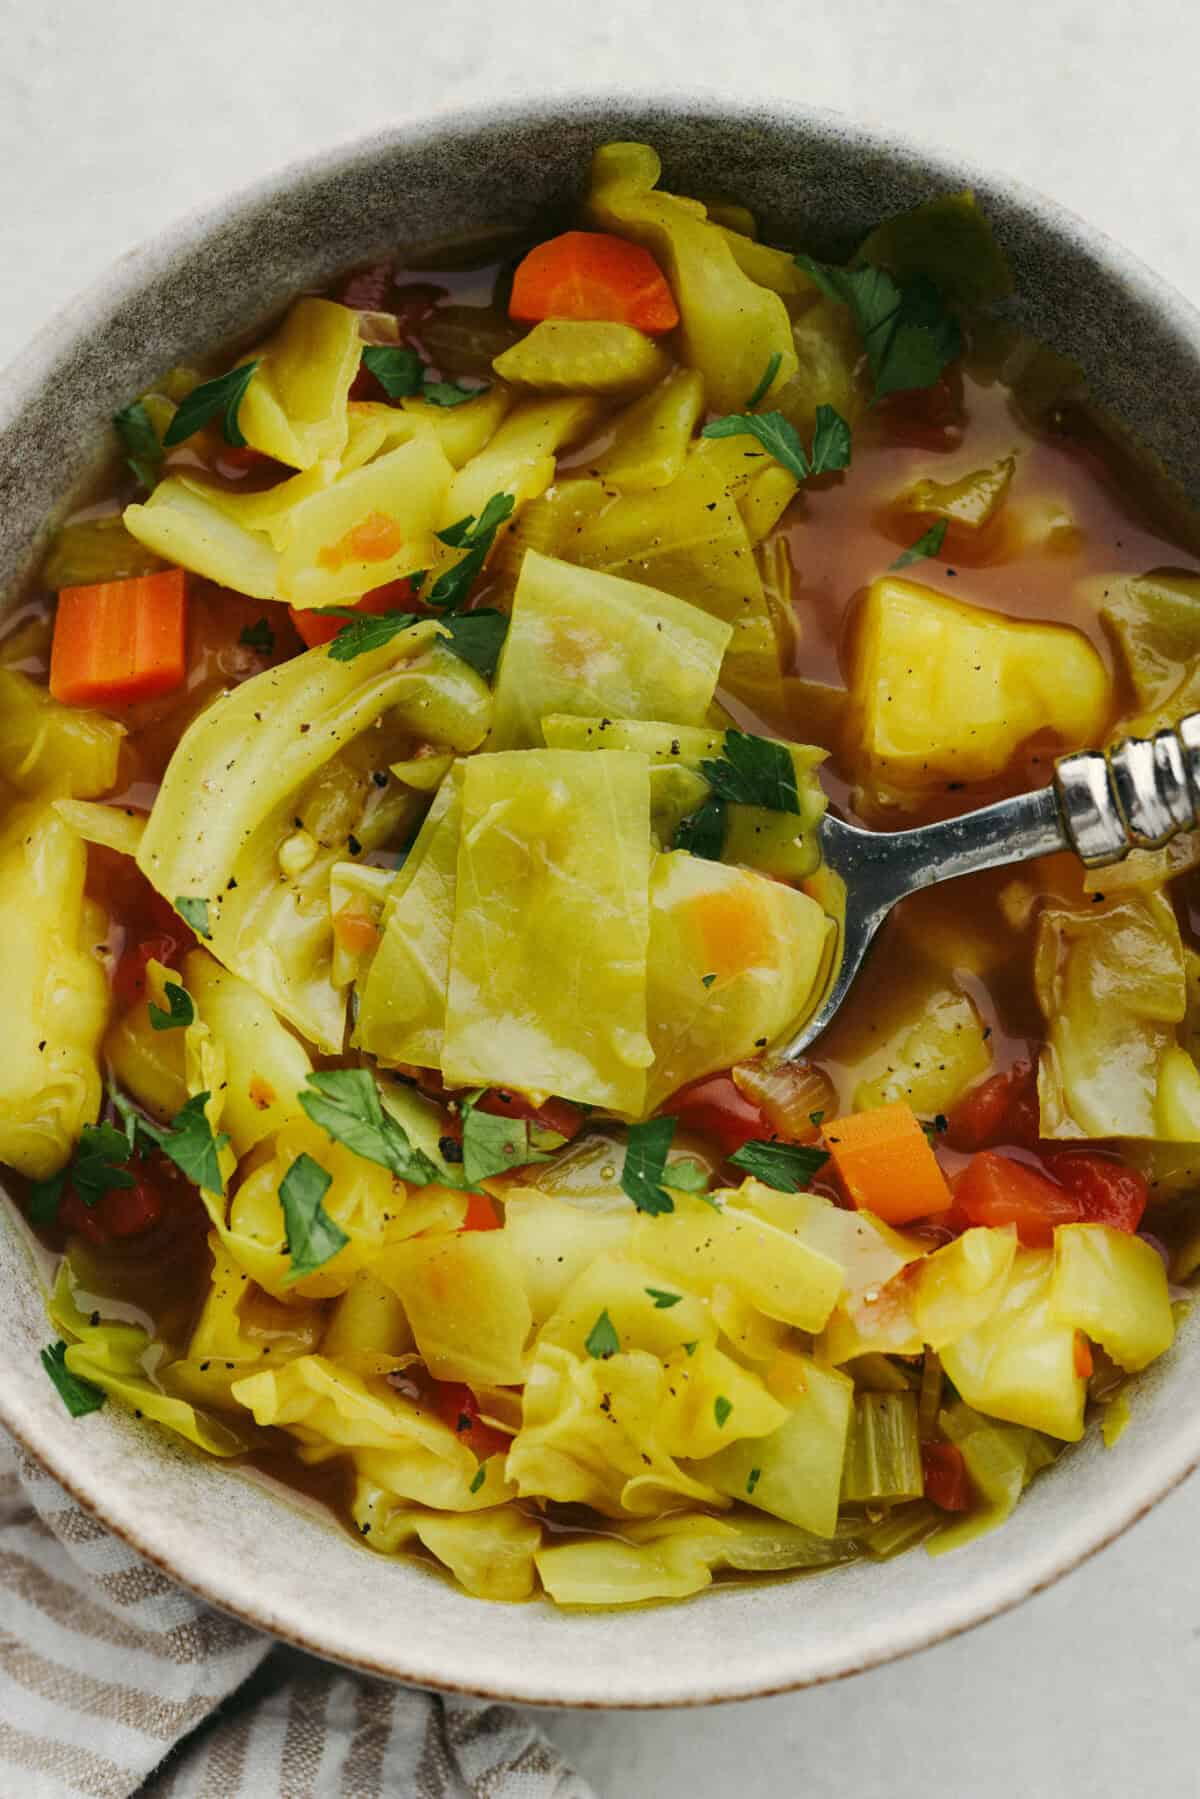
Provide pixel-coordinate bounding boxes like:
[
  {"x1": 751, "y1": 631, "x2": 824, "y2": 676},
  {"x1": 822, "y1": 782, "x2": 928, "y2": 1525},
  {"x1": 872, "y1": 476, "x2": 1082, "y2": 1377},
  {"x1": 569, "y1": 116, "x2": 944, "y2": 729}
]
[
  {"x1": 1096, "y1": 568, "x2": 1200, "y2": 734},
  {"x1": 137, "y1": 624, "x2": 491, "y2": 1052}
]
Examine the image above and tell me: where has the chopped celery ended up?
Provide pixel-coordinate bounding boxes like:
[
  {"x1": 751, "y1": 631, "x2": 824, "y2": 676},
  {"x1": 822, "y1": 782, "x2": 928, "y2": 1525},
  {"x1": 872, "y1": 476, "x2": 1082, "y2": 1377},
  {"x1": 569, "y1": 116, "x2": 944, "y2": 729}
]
[
  {"x1": 897, "y1": 455, "x2": 1016, "y2": 532},
  {"x1": 928, "y1": 1401, "x2": 1055, "y2": 1555},
  {"x1": 494, "y1": 320, "x2": 672, "y2": 396},
  {"x1": 589, "y1": 368, "x2": 705, "y2": 490},
  {"x1": 863, "y1": 1500, "x2": 943, "y2": 1560},
  {"x1": 43, "y1": 514, "x2": 164, "y2": 589},
  {"x1": 840, "y1": 1392, "x2": 924, "y2": 1504}
]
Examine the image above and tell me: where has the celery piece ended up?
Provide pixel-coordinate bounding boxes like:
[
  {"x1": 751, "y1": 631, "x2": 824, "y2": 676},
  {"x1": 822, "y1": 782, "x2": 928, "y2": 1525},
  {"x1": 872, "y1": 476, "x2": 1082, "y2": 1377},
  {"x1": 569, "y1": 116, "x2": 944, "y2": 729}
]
[
  {"x1": 863, "y1": 1500, "x2": 942, "y2": 1560},
  {"x1": 841, "y1": 1392, "x2": 924, "y2": 1504},
  {"x1": 43, "y1": 515, "x2": 164, "y2": 590},
  {"x1": 494, "y1": 320, "x2": 671, "y2": 397}
]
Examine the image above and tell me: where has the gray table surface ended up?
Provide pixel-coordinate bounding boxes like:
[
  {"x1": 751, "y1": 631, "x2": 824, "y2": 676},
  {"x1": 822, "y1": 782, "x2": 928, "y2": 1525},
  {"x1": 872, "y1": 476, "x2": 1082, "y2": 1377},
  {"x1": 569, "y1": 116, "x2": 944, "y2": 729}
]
[{"x1": 2, "y1": 1, "x2": 1196, "y2": 1792}]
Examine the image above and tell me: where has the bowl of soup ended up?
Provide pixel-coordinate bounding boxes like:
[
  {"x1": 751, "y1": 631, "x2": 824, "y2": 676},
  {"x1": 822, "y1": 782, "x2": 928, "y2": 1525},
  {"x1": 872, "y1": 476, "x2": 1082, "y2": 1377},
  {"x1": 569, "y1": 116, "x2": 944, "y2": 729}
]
[{"x1": 2, "y1": 95, "x2": 1200, "y2": 1706}]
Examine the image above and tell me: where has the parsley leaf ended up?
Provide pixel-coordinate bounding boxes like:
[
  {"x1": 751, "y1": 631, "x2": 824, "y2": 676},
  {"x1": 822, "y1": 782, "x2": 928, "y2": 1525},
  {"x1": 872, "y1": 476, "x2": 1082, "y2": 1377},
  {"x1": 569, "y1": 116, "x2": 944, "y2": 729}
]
[
  {"x1": 459, "y1": 1091, "x2": 553, "y2": 1187},
  {"x1": 727, "y1": 1138, "x2": 830, "y2": 1192},
  {"x1": 468, "y1": 1464, "x2": 488, "y2": 1493},
  {"x1": 279, "y1": 1152, "x2": 348, "y2": 1282},
  {"x1": 324, "y1": 606, "x2": 508, "y2": 678},
  {"x1": 701, "y1": 973, "x2": 717, "y2": 989},
  {"x1": 620, "y1": 1117, "x2": 678, "y2": 1215},
  {"x1": 746, "y1": 351, "x2": 782, "y2": 410},
  {"x1": 174, "y1": 896, "x2": 212, "y2": 940},
  {"x1": 113, "y1": 401, "x2": 163, "y2": 490},
  {"x1": 148, "y1": 982, "x2": 194, "y2": 1033},
  {"x1": 674, "y1": 791, "x2": 727, "y2": 860},
  {"x1": 645, "y1": 1287, "x2": 682, "y2": 1309},
  {"x1": 793, "y1": 254, "x2": 962, "y2": 401},
  {"x1": 890, "y1": 518, "x2": 948, "y2": 570},
  {"x1": 746, "y1": 1466, "x2": 762, "y2": 1495},
  {"x1": 26, "y1": 1169, "x2": 66, "y2": 1228},
  {"x1": 700, "y1": 403, "x2": 851, "y2": 482},
  {"x1": 323, "y1": 609, "x2": 419, "y2": 661},
  {"x1": 585, "y1": 1309, "x2": 620, "y2": 1360},
  {"x1": 700, "y1": 730, "x2": 800, "y2": 814},
  {"x1": 157, "y1": 1093, "x2": 230, "y2": 1193},
  {"x1": 162, "y1": 361, "x2": 260, "y2": 450},
  {"x1": 28, "y1": 1122, "x2": 137, "y2": 1225},
  {"x1": 299, "y1": 1070, "x2": 438, "y2": 1185},
  {"x1": 424, "y1": 492, "x2": 515, "y2": 612},
  {"x1": 361, "y1": 346, "x2": 424, "y2": 397},
  {"x1": 422, "y1": 380, "x2": 484, "y2": 409},
  {"x1": 41, "y1": 1342, "x2": 106, "y2": 1418},
  {"x1": 239, "y1": 617, "x2": 276, "y2": 655},
  {"x1": 714, "y1": 1395, "x2": 733, "y2": 1429},
  {"x1": 439, "y1": 609, "x2": 508, "y2": 679}
]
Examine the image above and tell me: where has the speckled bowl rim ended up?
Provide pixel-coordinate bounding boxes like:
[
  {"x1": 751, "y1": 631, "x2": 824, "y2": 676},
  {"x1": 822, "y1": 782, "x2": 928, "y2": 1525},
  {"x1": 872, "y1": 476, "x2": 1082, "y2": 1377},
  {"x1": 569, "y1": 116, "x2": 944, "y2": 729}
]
[{"x1": 2, "y1": 90, "x2": 1199, "y2": 1709}]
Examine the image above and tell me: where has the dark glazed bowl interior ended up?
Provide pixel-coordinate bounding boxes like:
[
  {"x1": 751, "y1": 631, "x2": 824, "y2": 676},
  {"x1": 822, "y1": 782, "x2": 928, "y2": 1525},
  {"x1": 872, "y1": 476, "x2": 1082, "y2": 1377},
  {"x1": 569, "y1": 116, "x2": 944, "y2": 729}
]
[{"x1": 1, "y1": 94, "x2": 1199, "y2": 1707}]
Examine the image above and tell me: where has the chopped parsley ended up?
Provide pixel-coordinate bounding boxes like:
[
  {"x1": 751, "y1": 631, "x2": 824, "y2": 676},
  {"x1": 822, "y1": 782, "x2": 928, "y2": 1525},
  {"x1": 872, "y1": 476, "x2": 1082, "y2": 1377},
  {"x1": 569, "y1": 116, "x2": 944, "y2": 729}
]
[
  {"x1": 727, "y1": 1138, "x2": 829, "y2": 1192},
  {"x1": 279, "y1": 1152, "x2": 348, "y2": 1283},
  {"x1": 113, "y1": 401, "x2": 163, "y2": 490},
  {"x1": 148, "y1": 981, "x2": 194, "y2": 1033},
  {"x1": 362, "y1": 345, "x2": 487, "y2": 409},
  {"x1": 746, "y1": 350, "x2": 782, "y2": 410},
  {"x1": 26, "y1": 1120, "x2": 136, "y2": 1227},
  {"x1": 674, "y1": 791, "x2": 727, "y2": 860},
  {"x1": 620, "y1": 1117, "x2": 678, "y2": 1215},
  {"x1": 701, "y1": 973, "x2": 717, "y2": 989},
  {"x1": 714, "y1": 1395, "x2": 733, "y2": 1430},
  {"x1": 468, "y1": 1464, "x2": 487, "y2": 1494},
  {"x1": 584, "y1": 1308, "x2": 620, "y2": 1360},
  {"x1": 438, "y1": 609, "x2": 508, "y2": 678},
  {"x1": 323, "y1": 603, "x2": 508, "y2": 678},
  {"x1": 424, "y1": 492, "x2": 516, "y2": 613},
  {"x1": 459, "y1": 1090, "x2": 553, "y2": 1187},
  {"x1": 890, "y1": 518, "x2": 948, "y2": 571},
  {"x1": 746, "y1": 1466, "x2": 762, "y2": 1495},
  {"x1": 149, "y1": 1093, "x2": 230, "y2": 1193},
  {"x1": 700, "y1": 729, "x2": 801, "y2": 814},
  {"x1": 239, "y1": 617, "x2": 276, "y2": 655},
  {"x1": 174, "y1": 895, "x2": 212, "y2": 940},
  {"x1": 298, "y1": 1069, "x2": 439, "y2": 1185},
  {"x1": 794, "y1": 254, "x2": 962, "y2": 401},
  {"x1": 645, "y1": 1288, "x2": 683, "y2": 1309},
  {"x1": 162, "y1": 361, "x2": 260, "y2": 449},
  {"x1": 701, "y1": 402, "x2": 851, "y2": 482},
  {"x1": 41, "y1": 1342, "x2": 106, "y2": 1418}
]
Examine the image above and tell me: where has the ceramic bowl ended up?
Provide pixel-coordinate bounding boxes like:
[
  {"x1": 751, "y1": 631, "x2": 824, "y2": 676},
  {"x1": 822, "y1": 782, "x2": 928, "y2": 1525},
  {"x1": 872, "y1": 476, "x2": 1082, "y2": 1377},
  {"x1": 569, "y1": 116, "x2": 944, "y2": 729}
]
[{"x1": 3, "y1": 94, "x2": 1199, "y2": 1708}]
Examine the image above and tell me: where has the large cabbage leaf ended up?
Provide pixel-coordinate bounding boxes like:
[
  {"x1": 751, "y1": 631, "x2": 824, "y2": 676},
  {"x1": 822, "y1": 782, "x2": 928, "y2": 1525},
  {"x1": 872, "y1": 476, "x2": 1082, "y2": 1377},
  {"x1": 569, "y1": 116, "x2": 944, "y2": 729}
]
[
  {"x1": 137, "y1": 624, "x2": 490, "y2": 1051},
  {"x1": 0, "y1": 667, "x2": 123, "y2": 798},
  {"x1": 235, "y1": 297, "x2": 362, "y2": 470}
]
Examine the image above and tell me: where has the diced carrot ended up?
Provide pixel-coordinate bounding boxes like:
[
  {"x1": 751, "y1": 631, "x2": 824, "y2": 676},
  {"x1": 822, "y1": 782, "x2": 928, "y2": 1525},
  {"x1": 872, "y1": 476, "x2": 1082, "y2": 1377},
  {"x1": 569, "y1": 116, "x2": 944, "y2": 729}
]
[
  {"x1": 823, "y1": 1101, "x2": 953, "y2": 1225},
  {"x1": 316, "y1": 510, "x2": 404, "y2": 572},
  {"x1": 333, "y1": 903, "x2": 381, "y2": 957},
  {"x1": 50, "y1": 569, "x2": 187, "y2": 707},
  {"x1": 290, "y1": 576, "x2": 420, "y2": 649},
  {"x1": 509, "y1": 231, "x2": 680, "y2": 335},
  {"x1": 461, "y1": 1191, "x2": 501, "y2": 1232},
  {"x1": 1074, "y1": 1332, "x2": 1094, "y2": 1379}
]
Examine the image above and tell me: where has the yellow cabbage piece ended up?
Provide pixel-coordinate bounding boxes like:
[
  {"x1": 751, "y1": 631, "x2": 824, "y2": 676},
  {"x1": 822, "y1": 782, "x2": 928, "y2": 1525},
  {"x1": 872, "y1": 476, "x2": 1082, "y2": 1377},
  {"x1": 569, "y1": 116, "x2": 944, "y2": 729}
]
[
  {"x1": 501, "y1": 1189, "x2": 636, "y2": 1324},
  {"x1": 1051, "y1": 1224, "x2": 1175, "y2": 1372},
  {"x1": 928, "y1": 1400, "x2": 1058, "y2": 1556},
  {"x1": 124, "y1": 477, "x2": 280, "y2": 600},
  {"x1": 236, "y1": 297, "x2": 362, "y2": 469},
  {"x1": 354, "y1": 769, "x2": 462, "y2": 1068},
  {"x1": 445, "y1": 394, "x2": 602, "y2": 525},
  {"x1": 1094, "y1": 568, "x2": 1200, "y2": 734},
  {"x1": 694, "y1": 1355, "x2": 854, "y2": 1536},
  {"x1": 137, "y1": 624, "x2": 489, "y2": 1051},
  {"x1": 442, "y1": 749, "x2": 653, "y2": 1112},
  {"x1": 589, "y1": 368, "x2": 705, "y2": 490},
  {"x1": 563, "y1": 452, "x2": 785, "y2": 716},
  {"x1": 277, "y1": 434, "x2": 453, "y2": 609},
  {"x1": 913, "y1": 1226, "x2": 1018, "y2": 1351},
  {"x1": 104, "y1": 955, "x2": 188, "y2": 1123},
  {"x1": 774, "y1": 299, "x2": 868, "y2": 443},
  {"x1": 398, "y1": 384, "x2": 514, "y2": 467},
  {"x1": 847, "y1": 576, "x2": 1111, "y2": 798},
  {"x1": 351, "y1": 1484, "x2": 540, "y2": 1599},
  {"x1": 377, "y1": 1231, "x2": 533, "y2": 1387},
  {"x1": 1155, "y1": 1045, "x2": 1200, "y2": 1138},
  {"x1": 223, "y1": 1115, "x2": 465, "y2": 1301},
  {"x1": 494, "y1": 319, "x2": 671, "y2": 395},
  {"x1": 642, "y1": 851, "x2": 832, "y2": 1112},
  {"x1": 732, "y1": 1182, "x2": 923, "y2": 1302},
  {"x1": 183, "y1": 462, "x2": 338, "y2": 549},
  {"x1": 537, "y1": 1254, "x2": 715, "y2": 1361},
  {"x1": 897, "y1": 456, "x2": 1016, "y2": 532},
  {"x1": 1035, "y1": 892, "x2": 1187, "y2": 1139},
  {"x1": 633, "y1": 1189, "x2": 844, "y2": 1333},
  {"x1": 182, "y1": 950, "x2": 312, "y2": 1153},
  {"x1": 52, "y1": 800, "x2": 145, "y2": 860},
  {"x1": 941, "y1": 1247, "x2": 1086, "y2": 1441},
  {"x1": 168, "y1": 1239, "x2": 325, "y2": 1411},
  {"x1": 0, "y1": 668, "x2": 123, "y2": 798},
  {"x1": 0, "y1": 799, "x2": 109, "y2": 1178},
  {"x1": 585, "y1": 141, "x2": 797, "y2": 412},
  {"x1": 507, "y1": 1342, "x2": 726, "y2": 1517},
  {"x1": 321, "y1": 1270, "x2": 414, "y2": 1376},
  {"x1": 658, "y1": 1341, "x2": 789, "y2": 1459},
  {"x1": 51, "y1": 1269, "x2": 252, "y2": 1456},
  {"x1": 821, "y1": 950, "x2": 992, "y2": 1117},
  {"x1": 329, "y1": 861, "x2": 394, "y2": 991},
  {"x1": 488, "y1": 550, "x2": 731, "y2": 752}
]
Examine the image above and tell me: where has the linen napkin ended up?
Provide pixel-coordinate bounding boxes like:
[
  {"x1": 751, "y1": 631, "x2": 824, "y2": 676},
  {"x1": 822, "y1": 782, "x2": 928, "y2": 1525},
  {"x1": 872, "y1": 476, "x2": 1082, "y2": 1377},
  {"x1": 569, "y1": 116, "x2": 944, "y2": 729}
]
[{"x1": 0, "y1": 1434, "x2": 594, "y2": 1799}]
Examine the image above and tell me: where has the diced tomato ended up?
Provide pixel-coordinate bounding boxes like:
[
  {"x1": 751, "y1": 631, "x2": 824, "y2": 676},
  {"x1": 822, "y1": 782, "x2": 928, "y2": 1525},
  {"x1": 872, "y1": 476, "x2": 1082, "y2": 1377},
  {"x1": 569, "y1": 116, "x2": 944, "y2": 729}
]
[
  {"x1": 667, "y1": 1072, "x2": 771, "y2": 1154},
  {"x1": 112, "y1": 931, "x2": 185, "y2": 1006},
  {"x1": 1074, "y1": 1332, "x2": 1094, "y2": 1379},
  {"x1": 460, "y1": 1191, "x2": 501, "y2": 1232},
  {"x1": 433, "y1": 1381, "x2": 511, "y2": 1460},
  {"x1": 921, "y1": 1441, "x2": 972, "y2": 1512},
  {"x1": 945, "y1": 1059, "x2": 1040, "y2": 1152},
  {"x1": 57, "y1": 1155, "x2": 165, "y2": 1246},
  {"x1": 473, "y1": 1088, "x2": 587, "y2": 1143},
  {"x1": 877, "y1": 371, "x2": 964, "y2": 450},
  {"x1": 1041, "y1": 1150, "x2": 1148, "y2": 1236},
  {"x1": 289, "y1": 578, "x2": 421, "y2": 650}
]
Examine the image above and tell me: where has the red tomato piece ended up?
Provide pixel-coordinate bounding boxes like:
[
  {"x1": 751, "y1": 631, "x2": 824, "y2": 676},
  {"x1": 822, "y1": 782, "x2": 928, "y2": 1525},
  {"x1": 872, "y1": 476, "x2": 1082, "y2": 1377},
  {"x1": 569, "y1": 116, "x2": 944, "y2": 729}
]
[
  {"x1": 953, "y1": 1151, "x2": 1087, "y2": 1247},
  {"x1": 473, "y1": 1088, "x2": 587, "y2": 1142},
  {"x1": 112, "y1": 932, "x2": 185, "y2": 1006},
  {"x1": 944, "y1": 1059, "x2": 1040, "y2": 1152},
  {"x1": 460, "y1": 1191, "x2": 501, "y2": 1232},
  {"x1": 666, "y1": 1073, "x2": 772, "y2": 1155},
  {"x1": 1041, "y1": 1150, "x2": 1148, "y2": 1236},
  {"x1": 921, "y1": 1441, "x2": 972, "y2": 1512},
  {"x1": 56, "y1": 1155, "x2": 166, "y2": 1246},
  {"x1": 433, "y1": 1381, "x2": 511, "y2": 1461}
]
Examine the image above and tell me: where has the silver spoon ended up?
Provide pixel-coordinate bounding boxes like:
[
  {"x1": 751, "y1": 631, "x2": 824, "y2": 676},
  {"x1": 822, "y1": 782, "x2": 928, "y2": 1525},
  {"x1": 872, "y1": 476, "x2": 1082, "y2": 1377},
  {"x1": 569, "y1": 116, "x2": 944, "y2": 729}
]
[{"x1": 783, "y1": 713, "x2": 1200, "y2": 1058}]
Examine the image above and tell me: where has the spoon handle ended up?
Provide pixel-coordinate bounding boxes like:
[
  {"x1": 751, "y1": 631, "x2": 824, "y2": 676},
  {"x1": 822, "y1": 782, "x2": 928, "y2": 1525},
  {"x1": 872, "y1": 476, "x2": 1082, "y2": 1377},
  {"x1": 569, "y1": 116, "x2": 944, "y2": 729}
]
[{"x1": 1055, "y1": 713, "x2": 1200, "y2": 865}]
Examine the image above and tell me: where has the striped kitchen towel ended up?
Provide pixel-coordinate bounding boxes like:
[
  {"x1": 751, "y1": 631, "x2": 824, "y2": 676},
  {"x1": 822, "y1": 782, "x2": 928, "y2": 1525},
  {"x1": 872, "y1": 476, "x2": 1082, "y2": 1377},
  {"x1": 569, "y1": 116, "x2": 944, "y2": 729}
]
[{"x1": 0, "y1": 1434, "x2": 594, "y2": 1799}]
